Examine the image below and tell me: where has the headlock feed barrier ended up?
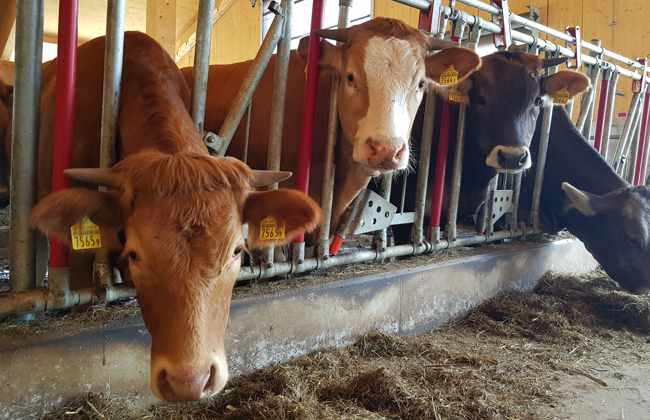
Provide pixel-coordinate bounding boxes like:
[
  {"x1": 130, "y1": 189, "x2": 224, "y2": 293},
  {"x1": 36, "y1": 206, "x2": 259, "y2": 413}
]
[{"x1": 1, "y1": 0, "x2": 649, "y2": 318}]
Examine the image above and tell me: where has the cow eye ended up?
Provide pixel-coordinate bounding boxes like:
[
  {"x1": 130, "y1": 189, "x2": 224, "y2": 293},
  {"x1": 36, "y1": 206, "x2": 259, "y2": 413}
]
[
  {"x1": 418, "y1": 81, "x2": 425, "y2": 90},
  {"x1": 534, "y1": 97, "x2": 543, "y2": 107},
  {"x1": 233, "y1": 246, "x2": 243, "y2": 257},
  {"x1": 627, "y1": 237, "x2": 642, "y2": 248},
  {"x1": 477, "y1": 96, "x2": 487, "y2": 106},
  {"x1": 347, "y1": 74, "x2": 354, "y2": 83},
  {"x1": 128, "y1": 251, "x2": 140, "y2": 262}
]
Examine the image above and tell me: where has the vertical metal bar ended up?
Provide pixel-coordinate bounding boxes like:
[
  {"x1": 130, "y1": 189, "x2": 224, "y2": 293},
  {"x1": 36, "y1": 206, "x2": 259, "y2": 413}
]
[
  {"x1": 399, "y1": 173, "x2": 408, "y2": 213},
  {"x1": 600, "y1": 70, "x2": 619, "y2": 162},
  {"x1": 508, "y1": 172, "x2": 522, "y2": 230},
  {"x1": 93, "y1": 0, "x2": 126, "y2": 297},
  {"x1": 620, "y1": 104, "x2": 643, "y2": 178},
  {"x1": 482, "y1": 176, "x2": 498, "y2": 237},
  {"x1": 374, "y1": 173, "x2": 392, "y2": 253},
  {"x1": 190, "y1": 0, "x2": 215, "y2": 134},
  {"x1": 427, "y1": 100, "x2": 454, "y2": 243},
  {"x1": 317, "y1": 0, "x2": 351, "y2": 265},
  {"x1": 262, "y1": 0, "x2": 295, "y2": 270},
  {"x1": 444, "y1": 102, "x2": 466, "y2": 243},
  {"x1": 10, "y1": 0, "x2": 45, "y2": 293},
  {"x1": 613, "y1": 91, "x2": 641, "y2": 170},
  {"x1": 243, "y1": 101, "x2": 251, "y2": 164},
  {"x1": 634, "y1": 89, "x2": 650, "y2": 185},
  {"x1": 530, "y1": 104, "x2": 554, "y2": 231},
  {"x1": 411, "y1": 93, "x2": 436, "y2": 246},
  {"x1": 581, "y1": 41, "x2": 603, "y2": 139},
  {"x1": 642, "y1": 121, "x2": 650, "y2": 185},
  {"x1": 627, "y1": 116, "x2": 642, "y2": 182},
  {"x1": 593, "y1": 68, "x2": 610, "y2": 153}
]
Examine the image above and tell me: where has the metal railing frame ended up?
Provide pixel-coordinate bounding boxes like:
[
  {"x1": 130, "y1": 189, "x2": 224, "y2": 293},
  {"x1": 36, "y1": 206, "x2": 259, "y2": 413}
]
[{"x1": 3, "y1": 0, "x2": 650, "y2": 317}]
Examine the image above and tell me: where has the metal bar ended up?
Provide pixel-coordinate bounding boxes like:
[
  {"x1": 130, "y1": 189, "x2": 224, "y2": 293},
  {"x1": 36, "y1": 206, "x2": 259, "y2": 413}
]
[
  {"x1": 642, "y1": 119, "x2": 650, "y2": 185},
  {"x1": 620, "y1": 104, "x2": 643, "y2": 178},
  {"x1": 212, "y1": 3, "x2": 285, "y2": 155},
  {"x1": 444, "y1": 102, "x2": 466, "y2": 243},
  {"x1": 530, "y1": 104, "x2": 554, "y2": 231},
  {"x1": 374, "y1": 173, "x2": 392, "y2": 253},
  {"x1": 243, "y1": 101, "x2": 251, "y2": 164},
  {"x1": 601, "y1": 70, "x2": 619, "y2": 162},
  {"x1": 613, "y1": 91, "x2": 642, "y2": 170},
  {"x1": 634, "y1": 90, "x2": 650, "y2": 185},
  {"x1": 411, "y1": 92, "x2": 436, "y2": 246},
  {"x1": 317, "y1": 0, "x2": 351, "y2": 265},
  {"x1": 482, "y1": 176, "x2": 498, "y2": 237},
  {"x1": 399, "y1": 173, "x2": 408, "y2": 213},
  {"x1": 49, "y1": 0, "x2": 79, "y2": 271},
  {"x1": 581, "y1": 41, "x2": 603, "y2": 139},
  {"x1": 626, "y1": 116, "x2": 642, "y2": 182},
  {"x1": 509, "y1": 172, "x2": 522, "y2": 230},
  {"x1": 189, "y1": 0, "x2": 215, "y2": 134},
  {"x1": 593, "y1": 68, "x2": 610, "y2": 153},
  {"x1": 427, "y1": 100, "x2": 454, "y2": 243},
  {"x1": 10, "y1": 0, "x2": 45, "y2": 293}
]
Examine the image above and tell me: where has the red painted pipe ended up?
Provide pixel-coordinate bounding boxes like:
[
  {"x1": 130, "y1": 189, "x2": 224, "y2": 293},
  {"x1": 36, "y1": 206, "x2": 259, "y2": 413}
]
[
  {"x1": 50, "y1": 0, "x2": 79, "y2": 268},
  {"x1": 418, "y1": 6, "x2": 433, "y2": 32},
  {"x1": 294, "y1": 0, "x2": 325, "y2": 244},
  {"x1": 593, "y1": 78, "x2": 609, "y2": 153},
  {"x1": 427, "y1": 100, "x2": 455, "y2": 239},
  {"x1": 634, "y1": 91, "x2": 650, "y2": 185}
]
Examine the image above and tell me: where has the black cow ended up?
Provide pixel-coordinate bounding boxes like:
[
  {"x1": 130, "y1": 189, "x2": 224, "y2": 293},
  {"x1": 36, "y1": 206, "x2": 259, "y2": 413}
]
[{"x1": 518, "y1": 106, "x2": 650, "y2": 294}]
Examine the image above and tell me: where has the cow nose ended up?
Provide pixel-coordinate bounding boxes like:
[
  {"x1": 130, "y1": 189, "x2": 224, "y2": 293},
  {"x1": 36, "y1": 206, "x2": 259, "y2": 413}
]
[
  {"x1": 497, "y1": 149, "x2": 529, "y2": 170},
  {"x1": 364, "y1": 137, "x2": 406, "y2": 169},
  {"x1": 156, "y1": 364, "x2": 218, "y2": 402}
]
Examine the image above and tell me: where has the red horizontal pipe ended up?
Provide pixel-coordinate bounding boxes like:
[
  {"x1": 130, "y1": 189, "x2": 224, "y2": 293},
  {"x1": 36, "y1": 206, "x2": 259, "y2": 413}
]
[
  {"x1": 593, "y1": 79, "x2": 609, "y2": 153},
  {"x1": 427, "y1": 100, "x2": 455, "y2": 239},
  {"x1": 634, "y1": 92, "x2": 650, "y2": 185},
  {"x1": 294, "y1": 0, "x2": 324, "y2": 244},
  {"x1": 50, "y1": 0, "x2": 79, "y2": 269}
]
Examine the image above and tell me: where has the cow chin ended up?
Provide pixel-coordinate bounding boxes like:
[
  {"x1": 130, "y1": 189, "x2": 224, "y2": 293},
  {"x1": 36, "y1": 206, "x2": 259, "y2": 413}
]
[
  {"x1": 150, "y1": 352, "x2": 229, "y2": 402},
  {"x1": 485, "y1": 146, "x2": 532, "y2": 174}
]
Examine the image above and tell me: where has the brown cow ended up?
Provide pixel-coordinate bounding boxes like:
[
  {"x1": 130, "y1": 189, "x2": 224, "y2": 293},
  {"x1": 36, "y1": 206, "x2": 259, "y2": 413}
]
[
  {"x1": 30, "y1": 32, "x2": 321, "y2": 402},
  {"x1": 181, "y1": 18, "x2": 481, "y2": 237}
]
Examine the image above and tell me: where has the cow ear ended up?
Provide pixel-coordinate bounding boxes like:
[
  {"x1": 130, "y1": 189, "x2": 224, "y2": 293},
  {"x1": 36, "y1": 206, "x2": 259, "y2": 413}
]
[
  {"x1": 243, "y1": 189, "x2": 322, "y2": 248},
  {"x1": 296, "y1": 35, "x2": 341, "y2": 71},
  {"x1": 31, "y1": 188, "x2": 125, "y2": 249},
  {"x1": 542, "y1": 71, "x2": 590, "y2": 99},
  {"x1": 425, "y1": 47, "x2": 481, "y2": 85},
  {"x1": 561, "y1": 182, "x2": 620, "y2": 216}
]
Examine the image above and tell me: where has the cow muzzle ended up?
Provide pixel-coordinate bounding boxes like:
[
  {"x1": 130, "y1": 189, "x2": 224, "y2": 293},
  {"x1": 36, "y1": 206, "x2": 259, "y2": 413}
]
[
  {"x1": 486, "y1": 146, "x2": 531, "y2": 173},
  {"x1": 151, "y1": 354, "x2": 228, "y2": 402},
  {"x1": 362, "y1": 136, "x2": 408, "y2": 172}
]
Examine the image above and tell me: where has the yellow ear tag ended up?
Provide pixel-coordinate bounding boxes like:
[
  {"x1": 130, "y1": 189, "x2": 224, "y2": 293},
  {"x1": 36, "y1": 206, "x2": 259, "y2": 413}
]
[
  {"x1": 70, "y1": 217, "x2": 102, "y2": 250},
  {"x1": 448, "y1": 88, "x2": 461, "y2": 103},
  {"x1": 440, "y1": 65, "x2": 458, "y2": 86},
  {"x1": 554, "y1": 87, "x2": 570, "y2": 104},
  {"x1": 259, "y1": 216, "x2": 285, "y2": 240}
]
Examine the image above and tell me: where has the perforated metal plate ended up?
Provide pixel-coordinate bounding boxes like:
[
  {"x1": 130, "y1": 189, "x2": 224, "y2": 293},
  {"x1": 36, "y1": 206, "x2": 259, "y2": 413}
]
[{"x1": 349, "y1": 189, "x2": 398, "y2": 235}]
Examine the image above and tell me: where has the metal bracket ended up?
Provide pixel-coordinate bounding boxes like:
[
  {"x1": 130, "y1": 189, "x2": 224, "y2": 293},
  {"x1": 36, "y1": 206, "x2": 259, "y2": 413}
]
[
  {"x1": 491, "y1": 0, "x2": 512, "y2": 50},
  {"x1": 633, "y1": 57, "x2": 648, "y2": 93},
  {"x1": 565, "y1": 26, "x2": 581, "y2": 68},
  {"x1": 526, "y1": 5, "x2": 541, "y2": 55},
  {"x1": 268, "y1": 1, "x2": 282, "y2": 15},
  {"x1": 473, "y1": 189, "x2": 513, "y2": 229},
  {"x1": 250, "y1": 0, "x2": 257, "y2": 6},
  {"x1": 451, "y1": 10, "x2": 467, "y2": 41},
  {"x1": 349, "y1": 189, "x2": 397, "y2": 235},
  {"x1": 467, "y1": 16, "x2": 483, "y2": 51},
  {"x1": 203, "y1": 131, "x2": 228, "y2": 156}
]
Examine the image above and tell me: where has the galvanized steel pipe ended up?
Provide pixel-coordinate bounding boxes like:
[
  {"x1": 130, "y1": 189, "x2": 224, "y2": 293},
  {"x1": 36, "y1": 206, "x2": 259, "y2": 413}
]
[
  {"x1": 190, "y1": 0, "x2": 215, "y2": 134},
  {"x1": 10, "y1": 0, "x2": 45, "y2": 292},
  {"x1": 444, "y1": 102, "x2": 466, "y2": 242},
  {"x1": 613, "y1": 91, "x2": 642, "y2": 170},
  {"x1": 593, "y1": 69, "x2": 610, "y2": 153},
  {"x1": 530, "y1": 97, "x2": 557, "y2": 231},
  {"x1": 600, "y1": 71, "x2": 619, "y2": 162},
  {"x1": 634, "y1": 91, "x2": 650, "y2": 185}
]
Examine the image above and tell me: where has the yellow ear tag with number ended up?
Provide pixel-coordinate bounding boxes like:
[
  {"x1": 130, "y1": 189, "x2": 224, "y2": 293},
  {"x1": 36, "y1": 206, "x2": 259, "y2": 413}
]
[
  {"x1": 70, "y1": 217, "x2": 102, "y2": 250},
  {"x1": 259, "y1": 216, "x2": 285, "y2": 240},
  {"x1": 440, "y1": 65, "x2": 458, "y2": 86},
  {"x1": 448, "y1": 88, "x2": 461, "y2": 103},
  {"x1": 554, "y1": 87, "x2": 570, "y2": 105}
]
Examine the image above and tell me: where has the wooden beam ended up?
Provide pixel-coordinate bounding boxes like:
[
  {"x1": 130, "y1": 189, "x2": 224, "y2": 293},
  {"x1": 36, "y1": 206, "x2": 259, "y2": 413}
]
[
  {"x1": 0, "y1": 0, "x2": 16, "y2": 61},
  {"x1": 147, "y1": 0, "x2": 177, "y2": 58},
  {"x1": 175, "y1": 0, "x2": 238, "y2": 63}
]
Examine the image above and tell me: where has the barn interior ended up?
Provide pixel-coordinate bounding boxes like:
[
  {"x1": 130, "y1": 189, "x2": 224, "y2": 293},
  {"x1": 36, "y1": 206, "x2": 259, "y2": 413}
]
[{"x1": 1, "y1": 0, "x2": 649, "y2": 418}]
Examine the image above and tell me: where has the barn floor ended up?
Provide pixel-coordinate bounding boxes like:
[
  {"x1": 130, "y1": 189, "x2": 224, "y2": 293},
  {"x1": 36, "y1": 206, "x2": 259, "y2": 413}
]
[{"x1": 38, "y1": 269, "x2": 650, "y2": 420}]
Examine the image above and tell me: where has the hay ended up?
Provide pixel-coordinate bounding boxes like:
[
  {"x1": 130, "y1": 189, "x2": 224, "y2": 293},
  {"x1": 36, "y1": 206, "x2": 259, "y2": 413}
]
[{"x1": 41, "y1": 267, "x2": 650, "y2": 420}]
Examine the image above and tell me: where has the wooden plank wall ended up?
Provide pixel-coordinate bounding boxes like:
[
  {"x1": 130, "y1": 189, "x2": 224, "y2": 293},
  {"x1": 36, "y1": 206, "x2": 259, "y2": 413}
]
[{"x1": 372, "y1": 0, "x2": 648, "y2": 117}]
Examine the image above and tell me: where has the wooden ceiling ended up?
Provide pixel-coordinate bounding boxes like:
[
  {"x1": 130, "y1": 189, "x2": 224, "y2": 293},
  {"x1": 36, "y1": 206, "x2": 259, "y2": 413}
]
[{"x1": 43, "y1": 0, "x2": 200, "y2": 43}]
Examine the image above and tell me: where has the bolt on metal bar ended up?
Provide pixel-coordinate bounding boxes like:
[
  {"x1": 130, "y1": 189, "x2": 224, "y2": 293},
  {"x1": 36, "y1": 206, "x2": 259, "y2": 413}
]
[
  {"x1": 600, "y1": 70, "x2": 618, "y2": 162},
  {"x1": 211, "y1": 1, "x2": 285, "y2": 155},
  {"x1": 613, "y1": 91, "x2": 642, "y2": 170},
  {"x1": 317, "y1": 0, "x2": 351, "y2": 266},
  {"x1": 190, "y1": 0, "x2": 215, "y2": 134},
  {"x1": 10, "y1": 0, "x2": 45, "y2": 294},
  {"x1": 411, "y1": 92, "x2": 437, "y2": 246}
]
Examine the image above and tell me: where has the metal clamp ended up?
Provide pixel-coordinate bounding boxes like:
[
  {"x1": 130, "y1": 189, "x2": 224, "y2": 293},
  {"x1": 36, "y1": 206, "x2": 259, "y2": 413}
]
[
  {"x1": 491, "y1": 0, "x2": 512, "y2": 49},
  {"x1": 203, "y1": 131, "x2": 228, "y2": 155},
  {"x1": 633, "y1": 58, "x2": 648, "y2": 93},
  {"x1": 418, "y1": 0, "x2": 442, "y2": 34},
  {"x1": 564, "y1": 26, "x2": 582, "y2": 68},
  {"x1": 467, "y1": 16, "x2": 483, "y2": 50},
  {"x1": 268, "y1": 1, "x2": 282, "y2": 15},
  {"x1": 450, "y1": 9, "x2": 468, "y2": 41}
]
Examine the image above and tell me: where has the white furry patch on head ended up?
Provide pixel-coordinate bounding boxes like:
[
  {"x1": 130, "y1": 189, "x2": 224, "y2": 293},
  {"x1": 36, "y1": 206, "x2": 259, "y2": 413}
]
[
  {"x1": 485, "y1": 146, "x2": 531, "y2": 173},
  {"x1": 352, "y1": 36, "x2": 424, "y2": 168}
]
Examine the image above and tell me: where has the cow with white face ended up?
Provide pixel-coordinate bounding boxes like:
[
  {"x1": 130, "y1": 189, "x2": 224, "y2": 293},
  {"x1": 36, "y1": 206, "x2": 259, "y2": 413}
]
[{"x1": 181, "y1": 17, "x2": 481, "y2": 237}]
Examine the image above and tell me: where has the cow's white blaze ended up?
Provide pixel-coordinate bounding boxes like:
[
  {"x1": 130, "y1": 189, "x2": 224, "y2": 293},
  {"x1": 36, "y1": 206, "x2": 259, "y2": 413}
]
[{"x1": 352, "y1": 36, "x2": 424, "y2": 169}]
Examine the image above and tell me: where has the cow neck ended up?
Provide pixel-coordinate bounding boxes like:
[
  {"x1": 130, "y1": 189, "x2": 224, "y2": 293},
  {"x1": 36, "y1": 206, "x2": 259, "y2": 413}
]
[
  {"x1": 535, "y1": 106, "x2": 628, "y2": 235},
  {"x1": 119, "y1": 66, "x2": 207, "y2": 157}
]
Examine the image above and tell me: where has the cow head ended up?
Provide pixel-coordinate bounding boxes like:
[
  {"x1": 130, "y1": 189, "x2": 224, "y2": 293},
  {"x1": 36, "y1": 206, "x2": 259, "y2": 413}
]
[
  {"x1": 298, "y1": 17, "x2": 480, "y2": 176},
  {"x1": 455, "y1": 52, "x2": 589, "y2": 173},
  {"x1": 31, "y1": 150, "x2": 322, "y2": 401},
  {"x1": 562, "y1": 182, "x2": 650, "y2": 294}
]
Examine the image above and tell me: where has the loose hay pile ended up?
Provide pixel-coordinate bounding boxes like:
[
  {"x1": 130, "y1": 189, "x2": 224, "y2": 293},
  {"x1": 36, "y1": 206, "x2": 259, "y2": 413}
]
[{"x1": 42, "y1": 269, "x2": 650, "y2": 419}]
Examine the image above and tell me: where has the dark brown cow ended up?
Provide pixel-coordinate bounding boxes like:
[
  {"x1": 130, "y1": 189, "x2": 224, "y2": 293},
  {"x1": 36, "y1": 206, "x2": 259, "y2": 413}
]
[
  {"x1": 181, "y1": 18, "x2": 481, "y2": 237},
  {"x1": 0, "y1": 78, "x2": 11, "y2": 208},
  {"x1": 29, "y1": 32, "x2": 321, "y2": 401}
]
